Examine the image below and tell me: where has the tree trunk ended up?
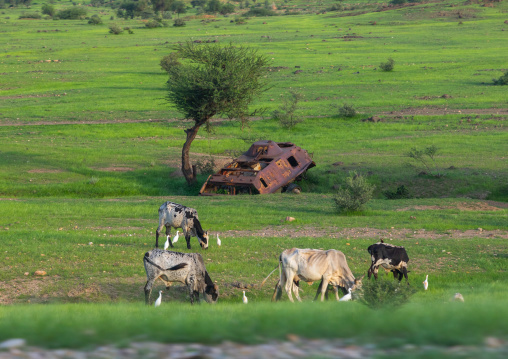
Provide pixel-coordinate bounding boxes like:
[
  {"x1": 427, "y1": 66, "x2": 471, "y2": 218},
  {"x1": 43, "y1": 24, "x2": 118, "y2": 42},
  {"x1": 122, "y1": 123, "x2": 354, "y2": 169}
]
[{"x1": 181, "y1": 123, "x2": 202, "y2": 185}]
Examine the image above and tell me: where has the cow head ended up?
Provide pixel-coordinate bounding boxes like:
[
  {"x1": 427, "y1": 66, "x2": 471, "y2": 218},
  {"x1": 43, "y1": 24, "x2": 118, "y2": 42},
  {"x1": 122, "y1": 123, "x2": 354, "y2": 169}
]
[
  {"x1": 199, "y1": 231, "x2": 209, "y2": 250},
  {"x1": 352, "y1": 275, "x2": 364, "y2": 291},
  {"x1": 204, "y1": 283, "x2": 219, "y2": 303}
]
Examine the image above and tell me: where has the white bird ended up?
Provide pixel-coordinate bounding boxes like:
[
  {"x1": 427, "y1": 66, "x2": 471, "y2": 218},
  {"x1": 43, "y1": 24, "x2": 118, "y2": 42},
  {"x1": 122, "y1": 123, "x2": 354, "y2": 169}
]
[
  {"x1": 172, "y1": 230, "x2": 180, "y2": 244},
  {"x1": 454, "y1": 293, "x2": 464, "y2": 302},
  {"x1": 242, "y1": 291, "x2": 248, "y2": 304},
  {"x1": 217, "y1": 234, "x2": 221, "y2": 247},
  {"x1": 163, "y1": 236, "x2": 170, "y2": 250},
  {"x1": 423, "y1": 275, "x2": 429, "y2": 290},
  {"x1": 339, "y1": 288, "x2": 352, "y2": 302},
  {"x1": 154, "y1": 290, "x2": 162, "y2": 307}
]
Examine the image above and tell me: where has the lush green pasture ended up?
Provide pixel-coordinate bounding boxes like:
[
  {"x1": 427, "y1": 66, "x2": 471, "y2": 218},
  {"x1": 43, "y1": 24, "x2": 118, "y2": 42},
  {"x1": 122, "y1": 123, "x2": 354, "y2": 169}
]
[
  {"x1": 1, "y1": 1, "x2": 507, "y2": 122},
  {"x1": 0, "y1": 1, "x2": 507, "y2": 351}
]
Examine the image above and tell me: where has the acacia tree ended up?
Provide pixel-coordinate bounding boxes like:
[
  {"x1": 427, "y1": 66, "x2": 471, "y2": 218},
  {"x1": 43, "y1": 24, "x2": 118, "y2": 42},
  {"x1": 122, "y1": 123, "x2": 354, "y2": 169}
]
[{"x1": 164, "y1": 42, "x2": 270, "y2": 185}]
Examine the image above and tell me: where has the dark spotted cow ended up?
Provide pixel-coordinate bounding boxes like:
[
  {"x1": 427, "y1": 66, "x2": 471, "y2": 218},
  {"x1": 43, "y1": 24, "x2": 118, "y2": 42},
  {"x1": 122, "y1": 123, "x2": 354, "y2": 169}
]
[
  {"x1": 156, "y1": 201, "x2": 209, "y2": 250},
  {"x1": 367, "y1": 240, "x2": 409, "y2": 282},
  {"x1": 143, "y1": 249, "x2": 219, "y2": 305}
]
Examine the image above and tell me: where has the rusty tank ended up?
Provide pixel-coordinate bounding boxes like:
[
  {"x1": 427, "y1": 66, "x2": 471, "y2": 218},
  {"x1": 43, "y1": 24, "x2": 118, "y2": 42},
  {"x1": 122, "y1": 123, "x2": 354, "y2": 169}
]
[{"x1": 199, "y1": 140, "x2": 316, "y2": 195}]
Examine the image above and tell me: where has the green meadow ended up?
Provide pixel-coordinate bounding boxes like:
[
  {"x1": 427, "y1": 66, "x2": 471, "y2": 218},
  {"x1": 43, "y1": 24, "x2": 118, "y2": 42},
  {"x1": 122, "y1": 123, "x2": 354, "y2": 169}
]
[{"x1": 0, "y1": 0, "x2": 507, "y2": 351}]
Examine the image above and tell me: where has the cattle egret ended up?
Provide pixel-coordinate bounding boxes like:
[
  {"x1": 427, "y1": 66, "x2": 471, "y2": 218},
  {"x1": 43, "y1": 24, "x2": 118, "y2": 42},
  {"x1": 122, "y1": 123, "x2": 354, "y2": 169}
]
[
  {"x1": 217, "y1": 234, "x2": 221, "y2": 247},
  {"x1": 163, "y1": 236, "x2": 170, "y2": 250},
  {"x1": 242, "y1": 291, "x2": 248, "y2": 304},
  {"x1": 339, "y1": 288, "x2": 352, "y2": 302},
  {"x1": 454, "y1": 293, "x2": 464, "y2": 302},
  {"x1": 154, "y1": 290, "x2": 163, "y2": 307},
  {"x1": 423, "y1": 275, "x2": 428, "y2": 290},
  {"x1": 172, "y1": 230, "x2": 180, "y2": 244}
]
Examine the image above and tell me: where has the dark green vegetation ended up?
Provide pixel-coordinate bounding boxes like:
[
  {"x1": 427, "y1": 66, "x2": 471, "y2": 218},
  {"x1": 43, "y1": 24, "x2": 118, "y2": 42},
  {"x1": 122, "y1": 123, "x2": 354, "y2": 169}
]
[{"x1": 0, "y1": 0, "x2": 507, "y2": 351}]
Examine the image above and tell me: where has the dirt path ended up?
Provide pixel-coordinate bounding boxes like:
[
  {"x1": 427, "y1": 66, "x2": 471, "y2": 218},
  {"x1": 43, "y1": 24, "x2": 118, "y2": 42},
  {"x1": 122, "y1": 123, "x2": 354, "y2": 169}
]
[{"x1": 221, "y1": 226, "x2": 508, "y2": 240}]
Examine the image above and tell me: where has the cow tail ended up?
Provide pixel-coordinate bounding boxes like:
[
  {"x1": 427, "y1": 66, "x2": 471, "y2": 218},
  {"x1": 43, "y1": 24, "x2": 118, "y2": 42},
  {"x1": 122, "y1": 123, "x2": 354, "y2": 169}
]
[
  {"x1": 168, "y1": 263, "x2": 187, "y2": 271},
  {"x1": 260, "y1": 265, "x2": 279, "y2": 287}
]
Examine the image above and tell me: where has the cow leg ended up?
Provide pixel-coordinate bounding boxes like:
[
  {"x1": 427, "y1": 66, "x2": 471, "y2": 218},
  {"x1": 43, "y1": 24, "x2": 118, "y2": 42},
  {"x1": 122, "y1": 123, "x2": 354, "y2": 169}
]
[
  {"x1": 293, "y1": 280, "x2": 302, "y2": 302},
  {"x1": 165, "y1": 225, "x2": 174, "y2": 248},
  {"x1": 281, "y1": 271, "x2": 295, "y2": 303},
  {"x1": 319, "y1": 277, "x2": 330, "y2": 302},
  {"x1": 314, "y1": 281, "x2": 323, "y2": 301},
  {"x1": 367, "y1": 264, "x2": 374, "y2": 279},
  {"x1": 144, "y1": 278, "x2": 155, "y2": 305},
  {"x1": 402, "y1": 267, "x2": 409, "y2": 283},
  {"x1": 156, "y1": 218, "x2": 166, "y2": 248},
  {"x1": 333, "y1": 286, "x2": 340, "y2": 301},
  {"x1": 372, "y1": 266, "x2": 379, "y2": 280},
  {"x1": 185, "y1": 233, "x2": 191, "y2": 250}
]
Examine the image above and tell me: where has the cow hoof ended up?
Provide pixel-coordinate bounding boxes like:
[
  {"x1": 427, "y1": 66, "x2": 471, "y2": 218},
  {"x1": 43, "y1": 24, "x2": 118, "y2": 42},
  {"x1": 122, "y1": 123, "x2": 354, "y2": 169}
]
[{"x1": 187, "y1": 245, "x2": 191, "y2": 249}]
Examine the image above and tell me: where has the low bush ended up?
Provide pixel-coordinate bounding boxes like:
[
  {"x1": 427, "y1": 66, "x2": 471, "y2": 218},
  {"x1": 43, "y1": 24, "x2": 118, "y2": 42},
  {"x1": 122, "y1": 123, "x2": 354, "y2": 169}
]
[
  {"x1": 383, "y1": 185, "x2": 411, "y2": 199},
  {"x1": 245, "y1": 8, "x2": 276, "y2": 16},
  {"x1": 88, "y1": 14, "x2": 102, "y2": 25},
  {"x1": 333, "y1": 171, "x2": 375, "y2": 213},
  {"x1": 338, "y1": 103, "x2": 357, "y2": 118},
  {"x1": 145, "y1": 19, "x2": 162, "y2": 28},
  {"x1": 19, "y1": 12, "x2": 42, "y2": 19},
  {"x1": 379, "y1": 57, "x2": 395, "y2": 72},
  {"x1": 124, "y1": 27, "x2": 134, "y2": 34},
  {"x1": 41, "y1": 3, "x2": 56, "y2": 17},
  {"x1": 173, "y1": 18, "x2": 185, "y2": 27},
  {"x1": 56, "y1": 7, "x2": 87, "y2": 20},
  {"x1": 108, "y1": 24, "x2": 124, "y2": 34},
  {"x1": 492, "y1": 70, "x2": 508, "y2": 85},
  {"x1": 357, "y1": 278, "x2": 416, "y2": 310},
  {"x1": 272, "y1": 90, "x2": 305, "y2": 130}
]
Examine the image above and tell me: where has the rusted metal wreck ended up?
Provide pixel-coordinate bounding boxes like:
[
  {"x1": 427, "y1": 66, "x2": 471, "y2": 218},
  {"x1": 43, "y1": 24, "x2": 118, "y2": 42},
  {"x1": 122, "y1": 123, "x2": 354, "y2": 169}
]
[{"x1": 199, "y1": 140, "x2": 315, "y2": 195}]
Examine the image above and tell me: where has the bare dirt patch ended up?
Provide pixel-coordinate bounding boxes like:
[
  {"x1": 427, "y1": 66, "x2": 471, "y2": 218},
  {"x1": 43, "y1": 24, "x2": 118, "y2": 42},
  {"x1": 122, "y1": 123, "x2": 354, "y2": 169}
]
[
  {"x1": 397, "y1": 201, "x2": 505, "y2": 212},
  {"x1": 379, "y1": 108, "x2": 508, "y2": 117},
  {"x1": 27, "y1": 169, "x2": 63, "y2": 174},
  {"x1": 95, "y1": 167, "x2": 134, "y2": 172},
  {"x1": 221, "y1": 226, "x2": 508, "y2": 241}
]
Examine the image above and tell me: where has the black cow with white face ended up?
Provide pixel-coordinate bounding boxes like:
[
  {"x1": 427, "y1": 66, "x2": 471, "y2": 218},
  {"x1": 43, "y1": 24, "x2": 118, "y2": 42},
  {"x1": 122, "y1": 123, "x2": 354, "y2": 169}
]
[{"x1": 367, "y1": 240, "x2": 409, "y2": 282}]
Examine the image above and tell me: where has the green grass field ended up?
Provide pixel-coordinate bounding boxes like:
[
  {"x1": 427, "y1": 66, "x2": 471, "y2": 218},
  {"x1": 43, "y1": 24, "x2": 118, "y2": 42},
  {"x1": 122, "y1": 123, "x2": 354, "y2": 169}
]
[{"x1": 0, "y1": 0, "x2": 507, "y2": 353}]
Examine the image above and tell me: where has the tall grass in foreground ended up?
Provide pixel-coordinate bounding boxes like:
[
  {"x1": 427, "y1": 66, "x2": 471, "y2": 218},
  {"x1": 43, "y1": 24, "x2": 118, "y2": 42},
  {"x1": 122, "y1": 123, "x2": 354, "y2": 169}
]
[{"x1": 0, "y1": 300, "x2": 506, "y2": 349}]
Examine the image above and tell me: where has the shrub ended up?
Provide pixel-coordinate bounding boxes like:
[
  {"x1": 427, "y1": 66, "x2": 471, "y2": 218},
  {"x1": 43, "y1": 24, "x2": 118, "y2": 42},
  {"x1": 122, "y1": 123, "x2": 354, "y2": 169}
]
[
  {"x1": 272, "y1": 90, "x2": 305, "y2": 130},
  {"x1": 173, "y1": 18, "x2": 185, "y2": 27},
  {"x1": 124, "y1": 26, "x2": 134, "y2": 34},
  {"x1": 56, "y1": 7, "x2": 87, "y2": 20},
  {"x1": 41, "y1": 3, "x2": 56, "y2": 17},
  {"x1": 406, "y1": 145, "x2": 443, "y2": 177},
  {"x1": 88, "y1": 14, "x2": 102, "y2": 25},
  {"x1": 19, "y1": 12, "x2": 42, "y2": 19},
  {"x1": 492, "y1": 70, "x2": 508, "y2": 85},
  {"x1": 357, "y1": 278, "x2": 416, "y2": 310},
  {"x1": 333, "y1": 171, "x2": 375, "y2": 213},
  {"x1": 379, "y1": 57, "x2": 395, "y2": 72},
  {"x1": 220, "y1": 3, "x2": 235, "y2": 14},
  {"x1": 383, "y1": 185, "x2": 411, "y2": 199},
  {"x1": 245, "y1": 8, "x2": 276, "y2": 16},
  {"x1": 338, "y1": 103, "x2": 356, "y2": 118},
  {"x1": 160, "y1": 53, "x2": 180, "y2": 73},
  {"x1": 108, "y1": 23, "x2": 124, "y2": 34},
  {"x1": 145, "y1": 19, "x2": 162, "y2": 28},
  {"x1": 161, "y1": 11, "x2": 172, "y2": 19}
]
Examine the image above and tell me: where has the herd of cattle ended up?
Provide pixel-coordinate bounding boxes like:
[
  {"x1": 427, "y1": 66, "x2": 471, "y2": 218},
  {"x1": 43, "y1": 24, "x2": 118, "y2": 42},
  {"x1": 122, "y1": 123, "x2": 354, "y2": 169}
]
[{"x1": 143, "y1": 201, "x2": 410, "y2": 305}]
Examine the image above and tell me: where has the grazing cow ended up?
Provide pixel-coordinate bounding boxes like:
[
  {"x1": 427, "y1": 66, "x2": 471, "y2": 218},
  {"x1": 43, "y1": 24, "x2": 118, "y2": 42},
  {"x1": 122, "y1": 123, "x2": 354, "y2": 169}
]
[
  {"x1": 143, "y1": 249, "x2": 219, "y2": 305},
  {"x1": 156, "y1": 201, "x2": 209, "y2": 250},
  {"x1": 367, "y1": 240, "x2": 409, "y2": 282},
  {"x1": 265, "y1": 248, "x2": 362, "y2": 302}
]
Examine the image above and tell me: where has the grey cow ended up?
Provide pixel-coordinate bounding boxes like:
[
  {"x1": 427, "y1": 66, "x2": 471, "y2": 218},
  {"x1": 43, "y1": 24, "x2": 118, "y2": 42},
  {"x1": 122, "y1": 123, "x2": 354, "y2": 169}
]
[
  {"x1": 143, "y1": 249, "x2": 219, "y2": 305},
  {"x1": 156, "y1": 201, "x2": 209, "y2": 250}
]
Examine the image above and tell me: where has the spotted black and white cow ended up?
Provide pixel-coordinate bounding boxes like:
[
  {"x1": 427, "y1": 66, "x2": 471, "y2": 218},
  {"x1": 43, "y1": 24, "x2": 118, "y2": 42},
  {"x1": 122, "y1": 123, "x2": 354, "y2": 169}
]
[
  {"x1": 155, "y1": 201, "x2": 209, "y2": 250},
  {"x1": 367, "y1": 240, "x2": 409, "y2": 282},
  {"x1": 143, "y1": 249, "x2": 218, "y2": 305}
]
